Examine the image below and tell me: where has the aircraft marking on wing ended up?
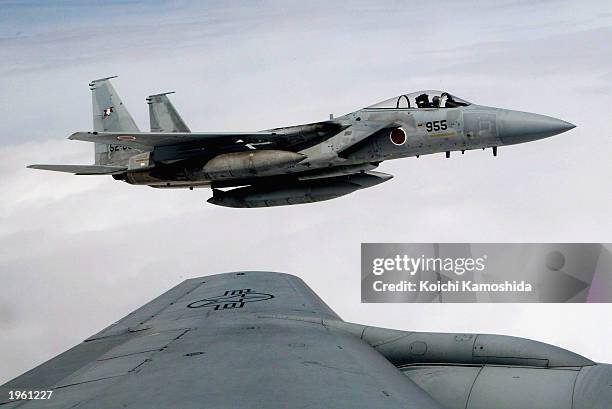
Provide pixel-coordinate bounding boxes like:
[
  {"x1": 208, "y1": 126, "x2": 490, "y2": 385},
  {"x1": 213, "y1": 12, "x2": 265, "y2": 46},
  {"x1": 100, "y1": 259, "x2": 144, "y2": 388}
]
[
  {"x1": 245, "y1": 141, "x2": 274, "y2": 150},
  {"x1": 187, "y1": 288, "x2": 274, "y2": 310}
]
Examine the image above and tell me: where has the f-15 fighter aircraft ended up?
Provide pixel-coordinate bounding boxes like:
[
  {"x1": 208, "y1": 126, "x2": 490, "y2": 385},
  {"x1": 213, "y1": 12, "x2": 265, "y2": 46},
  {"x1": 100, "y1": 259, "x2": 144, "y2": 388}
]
[
  {"x1": 1, "y1": 271, "x2": 610, "y2": 408},
  {"x1": 29, "y1": 77, "x2": 575, "y2": 208}
]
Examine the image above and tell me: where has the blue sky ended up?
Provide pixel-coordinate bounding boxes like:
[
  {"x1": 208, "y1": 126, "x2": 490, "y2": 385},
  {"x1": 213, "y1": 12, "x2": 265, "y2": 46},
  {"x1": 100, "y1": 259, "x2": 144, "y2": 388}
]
[{"x1": 1, "y1": 0, "x2": 612, "y2": 383}]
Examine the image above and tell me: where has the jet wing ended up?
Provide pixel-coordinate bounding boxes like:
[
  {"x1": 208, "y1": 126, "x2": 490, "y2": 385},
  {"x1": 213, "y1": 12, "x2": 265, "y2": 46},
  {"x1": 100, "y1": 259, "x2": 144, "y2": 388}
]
[
  {"x1": 0, "y1": 272, "x2": 442, "y2": 409},
  {"x1": 27, "y1": 164, "x2": 127, "y2": 175},
  {"x1": 69, "y1": 122, "x2": 346, "y2": 152},
  {"x1": 69, "y1": 131, "x2": 278, "y2": 149}
]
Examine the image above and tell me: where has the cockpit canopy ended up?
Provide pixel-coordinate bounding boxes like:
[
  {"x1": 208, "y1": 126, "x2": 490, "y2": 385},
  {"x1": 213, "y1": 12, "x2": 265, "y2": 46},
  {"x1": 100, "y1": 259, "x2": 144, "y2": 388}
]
[{"x1": 366, "y1": 90, "x2": 470, "y2": 109}]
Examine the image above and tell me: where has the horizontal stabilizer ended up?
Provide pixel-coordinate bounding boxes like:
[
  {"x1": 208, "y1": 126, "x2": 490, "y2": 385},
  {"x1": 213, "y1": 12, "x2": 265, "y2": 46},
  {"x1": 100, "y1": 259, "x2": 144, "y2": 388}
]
[{"x1": 27, "y1": 164, "x2": 126, "y2": 175}]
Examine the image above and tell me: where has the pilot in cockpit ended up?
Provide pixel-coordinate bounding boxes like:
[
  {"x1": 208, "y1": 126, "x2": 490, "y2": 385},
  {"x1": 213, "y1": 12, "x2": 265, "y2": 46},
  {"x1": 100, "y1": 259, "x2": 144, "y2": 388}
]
[
  {"x1": 442, "y1": 93, "x2": 466, "y2": 108},
  {"x1": 415, "y1": 93, "x2": 431, "y2": 108}
]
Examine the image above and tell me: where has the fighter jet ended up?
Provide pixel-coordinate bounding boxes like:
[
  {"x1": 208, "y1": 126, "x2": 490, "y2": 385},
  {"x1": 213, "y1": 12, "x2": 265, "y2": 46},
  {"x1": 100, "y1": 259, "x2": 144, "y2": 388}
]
[
  {"x1": 29, "y1": 77, "x2": 575, "y2": 208},
  {"x1": 1, "y1": 271, "x2": 610, "y2": 408}
]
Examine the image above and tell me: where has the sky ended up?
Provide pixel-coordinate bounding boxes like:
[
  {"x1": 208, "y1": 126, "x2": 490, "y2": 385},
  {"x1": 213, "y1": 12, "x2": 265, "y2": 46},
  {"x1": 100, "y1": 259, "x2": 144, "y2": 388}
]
[{"x1": 1, "y1": 0, "x2": 612, "y2": 384}]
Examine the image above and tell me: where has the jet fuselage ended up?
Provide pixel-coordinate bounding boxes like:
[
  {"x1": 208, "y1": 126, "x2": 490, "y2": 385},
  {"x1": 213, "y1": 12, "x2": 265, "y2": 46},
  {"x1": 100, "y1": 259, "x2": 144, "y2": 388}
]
[
  {"x1": 126, "y1": 103, "x2": 574, "y2": 190},
  {"x1": 30, "y1": 83, "x2": 575, "y2": 207}
]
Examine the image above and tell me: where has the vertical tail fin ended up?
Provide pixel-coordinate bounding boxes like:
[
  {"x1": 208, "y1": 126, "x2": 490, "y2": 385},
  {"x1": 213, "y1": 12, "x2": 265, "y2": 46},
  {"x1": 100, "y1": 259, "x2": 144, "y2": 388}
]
[
  {"x1": 147, "y1": 92, "x2": 190, "y2": 132},
  {"x1": 89, "y1": 77, "x2": 143, "y2": 165},
  {"x1": 90, "y1": 76, "x2": 139, "y2": 132}
]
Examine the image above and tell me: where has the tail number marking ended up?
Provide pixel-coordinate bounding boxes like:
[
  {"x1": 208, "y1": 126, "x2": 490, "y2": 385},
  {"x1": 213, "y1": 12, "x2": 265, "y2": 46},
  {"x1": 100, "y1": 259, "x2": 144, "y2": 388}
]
[
  {"x1": 425, "y1": 120, "x2": 447, "y2": 132},
  {"x1": 109, "y1": 145, "x2": 131, "y2": 152}
]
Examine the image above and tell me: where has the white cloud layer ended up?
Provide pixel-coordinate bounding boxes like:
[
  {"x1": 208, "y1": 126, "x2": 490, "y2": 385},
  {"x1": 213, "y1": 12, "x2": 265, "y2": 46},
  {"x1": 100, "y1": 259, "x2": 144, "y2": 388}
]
[{"x1": 1, "y1": 0, "x2": 612, "y2": 383}]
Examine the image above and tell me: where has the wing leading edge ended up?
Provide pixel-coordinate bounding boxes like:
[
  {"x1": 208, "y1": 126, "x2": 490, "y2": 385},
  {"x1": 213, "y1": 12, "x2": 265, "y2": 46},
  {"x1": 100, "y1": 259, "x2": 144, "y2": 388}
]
[{"x1": 0, "y1": 272, "x2": 442, "y2": 409}]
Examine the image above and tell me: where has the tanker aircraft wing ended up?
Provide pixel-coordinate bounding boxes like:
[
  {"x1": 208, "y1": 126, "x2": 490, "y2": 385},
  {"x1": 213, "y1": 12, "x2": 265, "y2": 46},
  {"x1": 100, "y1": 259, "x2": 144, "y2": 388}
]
[{"x1": 0, "y1": 272, "x2": 442, "y2": 409}]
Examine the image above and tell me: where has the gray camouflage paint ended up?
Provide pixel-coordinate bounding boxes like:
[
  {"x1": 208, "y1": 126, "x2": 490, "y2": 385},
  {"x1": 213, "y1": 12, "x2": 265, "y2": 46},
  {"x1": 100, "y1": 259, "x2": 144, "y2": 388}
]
[
  {"x1": 29, "y1": 80, "x2": 575, "y2": 207},
  {"x1": 1, "y1": 272, "x2": 610, "y2": 408}
]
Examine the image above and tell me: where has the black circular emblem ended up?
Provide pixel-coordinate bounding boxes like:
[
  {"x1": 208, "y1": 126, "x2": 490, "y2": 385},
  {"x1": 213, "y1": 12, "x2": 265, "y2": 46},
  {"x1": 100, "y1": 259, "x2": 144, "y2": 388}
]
[{"x1": 187, "y1": 289, "x2": 274, "y2": 311}]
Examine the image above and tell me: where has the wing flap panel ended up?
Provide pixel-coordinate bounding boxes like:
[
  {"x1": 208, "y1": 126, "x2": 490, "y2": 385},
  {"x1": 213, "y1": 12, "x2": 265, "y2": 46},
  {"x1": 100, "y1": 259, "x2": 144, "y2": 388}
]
[
  {"x1": 55, "y1": 354, "x2": 149, "y2": 388},
  {"x1": 97, "y1": 329, "x2": 188, "y2": 361}
]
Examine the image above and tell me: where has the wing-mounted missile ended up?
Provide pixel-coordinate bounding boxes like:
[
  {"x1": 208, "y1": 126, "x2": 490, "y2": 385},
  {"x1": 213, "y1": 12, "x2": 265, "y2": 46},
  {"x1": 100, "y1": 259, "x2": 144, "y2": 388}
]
[{"x1": 208, "y1": 171, "x2": 393, "y2": 208}]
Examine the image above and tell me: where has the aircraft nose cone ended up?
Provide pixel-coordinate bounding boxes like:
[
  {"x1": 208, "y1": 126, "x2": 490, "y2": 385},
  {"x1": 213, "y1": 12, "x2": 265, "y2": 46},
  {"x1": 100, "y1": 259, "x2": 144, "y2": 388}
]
[{"x1": 497, "y1": 110, "x2": 575, "y2": 145}]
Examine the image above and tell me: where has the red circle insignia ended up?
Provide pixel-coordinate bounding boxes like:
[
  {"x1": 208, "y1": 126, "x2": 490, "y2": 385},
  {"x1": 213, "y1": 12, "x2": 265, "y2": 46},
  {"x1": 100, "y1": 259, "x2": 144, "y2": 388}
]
[
  {"x1": 117, "y1": 135, "x2": 136, "y2": 141},
  {"x1": 390, "y1": 128, "x2": 406, "y2": 146}
]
